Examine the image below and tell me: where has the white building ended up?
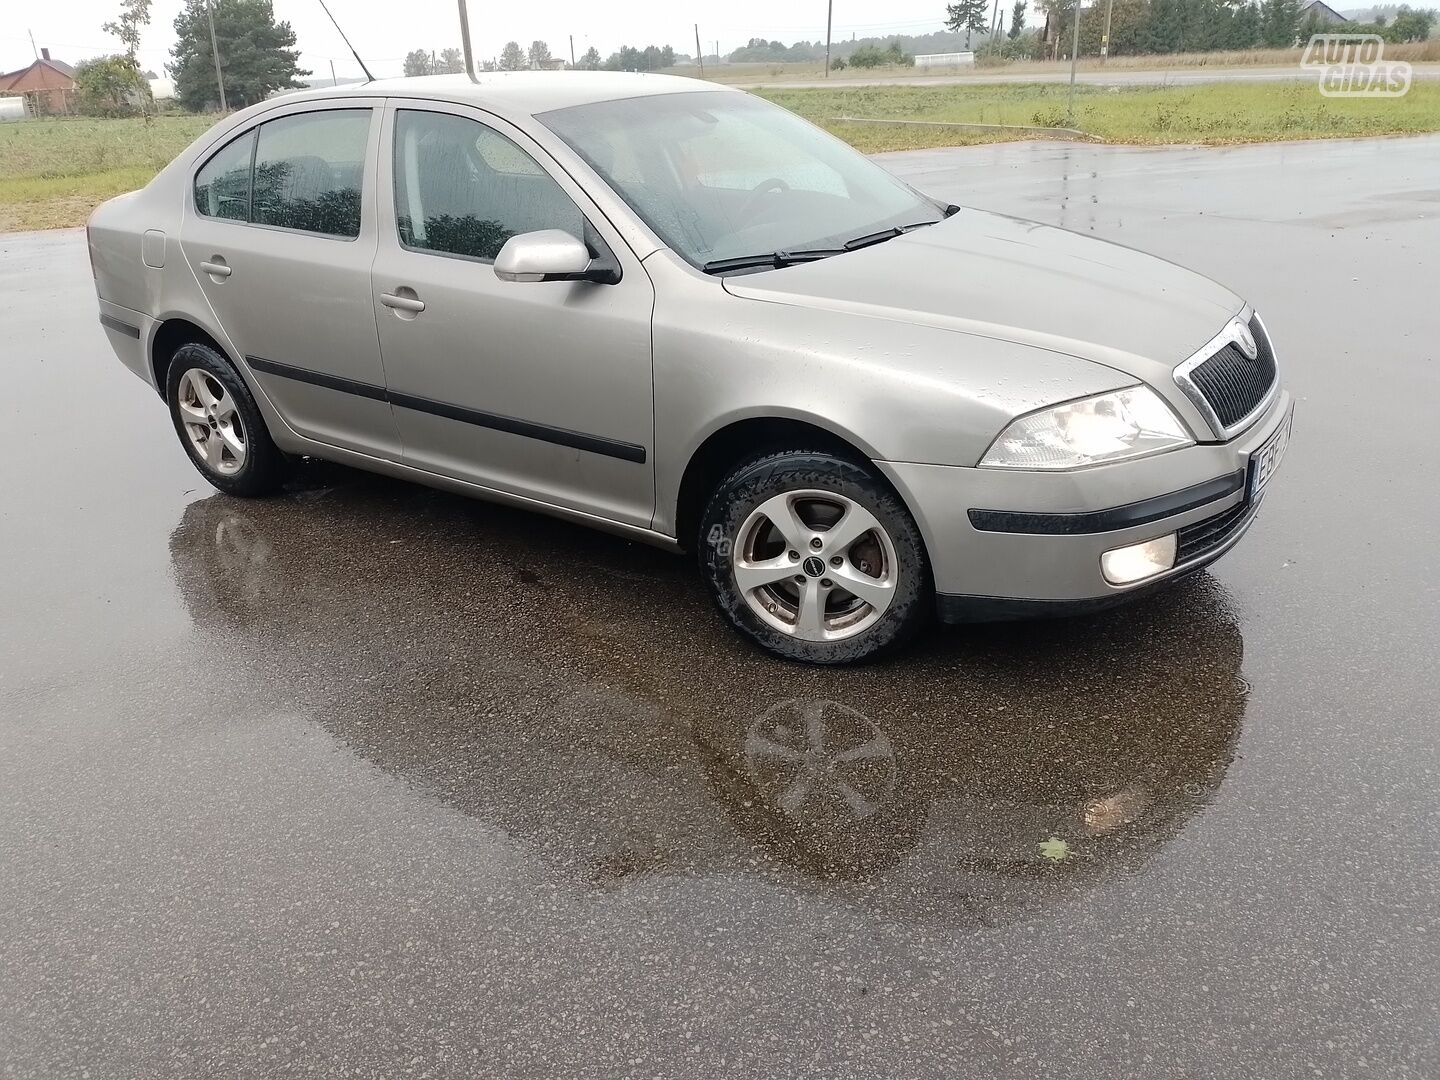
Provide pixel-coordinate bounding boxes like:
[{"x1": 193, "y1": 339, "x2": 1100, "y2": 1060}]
[{"x1": 914, "y1": 51, "x2": 976, "y2": 68}]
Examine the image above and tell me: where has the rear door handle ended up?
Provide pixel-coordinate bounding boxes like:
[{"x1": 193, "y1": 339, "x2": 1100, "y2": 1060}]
[
  {"x1": 380, "y1": 291, "x2": 425, "y2": 313},
  {"x1": 199, "y1": 259, "x2": 231, "y2": 278}
]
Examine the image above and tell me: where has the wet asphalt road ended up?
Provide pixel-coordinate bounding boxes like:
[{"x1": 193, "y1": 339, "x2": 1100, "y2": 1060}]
[{"x1": 3, "y1": 136, "x2": 1439, "y2": 1079}]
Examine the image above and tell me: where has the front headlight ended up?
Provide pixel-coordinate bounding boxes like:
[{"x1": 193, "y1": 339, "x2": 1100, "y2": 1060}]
[{"x1": 979, "y1": 386, "x2": 1194, "y2": 470}]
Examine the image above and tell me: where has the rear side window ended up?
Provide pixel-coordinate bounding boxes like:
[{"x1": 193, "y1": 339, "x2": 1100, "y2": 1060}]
[
  {"x1": 393, "y1": 109, "x2": 583, "y2": 262},
  {"x1": 192, "y1": 109, "x2": 371, "y2": 238},
  {"x1": 252, "y1": 111, "x2": 370, "y2": 237},
  {"x1": 194, "y1": 130, "x2": 254, "y2": 221}
]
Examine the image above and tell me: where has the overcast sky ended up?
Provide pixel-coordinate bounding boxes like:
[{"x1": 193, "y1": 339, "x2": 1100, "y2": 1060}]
[{"x1": 2, "y1": 1, "x2": 979, "y2": 81}]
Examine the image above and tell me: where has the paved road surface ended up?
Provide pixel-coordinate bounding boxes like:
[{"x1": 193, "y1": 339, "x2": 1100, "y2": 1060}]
[
  {"x1": 2, "y1": 135, "x2": 1439, "y2": 1078},
  {"x1": 728, "y1": 61, "x2": 1440, "y2": 89}
]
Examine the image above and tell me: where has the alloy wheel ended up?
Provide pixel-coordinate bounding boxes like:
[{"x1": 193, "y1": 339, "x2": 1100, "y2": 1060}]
[
  {"x1": 733, "y1": 489, "x2": 899, "y2": 642},
  {"x1": 176, "y1": 368, "x2": 247, "y2": 475}
]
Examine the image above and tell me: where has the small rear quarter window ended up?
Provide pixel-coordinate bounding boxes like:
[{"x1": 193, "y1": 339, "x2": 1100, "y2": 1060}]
[{"x1": 193, "y1": 130, "x2": 255, "y2": 221}]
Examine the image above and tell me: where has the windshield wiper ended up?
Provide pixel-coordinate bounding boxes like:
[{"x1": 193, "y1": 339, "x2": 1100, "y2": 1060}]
[
  {"x1": 843, "y1": 219, "x2": 943, "y2": 251},
  {"x1": 702, "y1": 219, "x2": 947, "y2": 274},
  {"x1": 702, "y1": 248, "x2": 844, "y2": 274}
]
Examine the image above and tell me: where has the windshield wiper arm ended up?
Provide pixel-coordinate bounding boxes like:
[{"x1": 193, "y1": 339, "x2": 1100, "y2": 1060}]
[
  {"x1": 703, "y1": 219, "x2": 947, "y2": 273},
  {"x1": 702, "y1": 248, "x2": 844, "y2": 274},
  {"x1": 842, "y1": 219, "x2": 944, "y2": 252}
]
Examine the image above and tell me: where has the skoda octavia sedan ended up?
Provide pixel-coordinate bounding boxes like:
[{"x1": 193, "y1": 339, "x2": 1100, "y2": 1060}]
[{"x1": 88, "y1": 72, "x2": 1291, "y2": 664}]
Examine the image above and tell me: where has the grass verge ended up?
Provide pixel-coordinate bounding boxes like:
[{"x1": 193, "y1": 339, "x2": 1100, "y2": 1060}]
[
  {"x1": 759, "y1": 81, "x2": 1440, "y2": 152},
  {"x1": 0, "y1": 114, "x2": 215, "y2": 231},
  {"x1": 2, "y1": 82, "x2": 1439, "y2": 229}
]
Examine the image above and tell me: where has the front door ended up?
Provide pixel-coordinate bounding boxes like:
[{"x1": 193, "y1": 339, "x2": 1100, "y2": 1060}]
[
  {"x1": 179, "y1": 101, "x2": 399, "y2": 459},
  {"x1": 369, "y1": 102, "x2": 655, "y2": 529}
]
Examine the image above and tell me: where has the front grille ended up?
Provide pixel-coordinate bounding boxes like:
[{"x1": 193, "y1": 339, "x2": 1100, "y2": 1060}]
[
  {"x1": 1176, "y1": 499, "x2": 1252, "y2": 563},
  {"x1": 1187, "y1": 315, "x2": 1277, "y2": 430}
]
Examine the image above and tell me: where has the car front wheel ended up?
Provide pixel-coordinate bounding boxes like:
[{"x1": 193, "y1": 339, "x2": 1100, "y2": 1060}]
[{"x1": 700, "y1": 450, "x2": 930, "y2": 664}]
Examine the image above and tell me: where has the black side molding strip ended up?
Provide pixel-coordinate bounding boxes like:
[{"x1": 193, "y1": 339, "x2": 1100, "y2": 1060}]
[
  {"x1": 247, "y1": 354, "x2": 387, "y2": 401},
  {"x1": 245, "y1": 355, "x2": 647, "y2": 464},
  {"x1": 968, "y1": 470, "x2": 1246, "y2": 535},
  {"x1": 388, "y1": 390, "x2": 647, "y2": 463},
  {"x1": 100, "y1": 314, "x2": 140, "y2": 339}
]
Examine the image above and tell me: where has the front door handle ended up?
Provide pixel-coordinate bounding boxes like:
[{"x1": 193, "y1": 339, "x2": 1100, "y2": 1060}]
[
  {"x1": 199, "y1": 258, "x2": 231, "y2": 279},
  {"x1": 380, "y1": 291, "x2": 426, "y2": 314}
]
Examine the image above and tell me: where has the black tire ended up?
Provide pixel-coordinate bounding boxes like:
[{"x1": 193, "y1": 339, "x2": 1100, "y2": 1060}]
[
  {"x1": 699, "y1": 449, "x2": 931, "y2": 665},
  {"x1": 165, "y1": 342, "x2": 287, "y2": 497}
]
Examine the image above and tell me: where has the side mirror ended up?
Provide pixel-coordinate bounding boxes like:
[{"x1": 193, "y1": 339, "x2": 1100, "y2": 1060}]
[{"x1": 494, "y1": 230, "x2": 601, "y2": 283}]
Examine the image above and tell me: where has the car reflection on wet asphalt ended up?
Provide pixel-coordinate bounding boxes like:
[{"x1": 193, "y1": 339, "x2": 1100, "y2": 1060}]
[{"x1": 169, "y1": 471, "x2": 1246, "y2": 923}]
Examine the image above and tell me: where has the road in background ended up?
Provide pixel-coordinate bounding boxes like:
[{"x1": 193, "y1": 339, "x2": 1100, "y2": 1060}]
[
  {"x1": 2, "y1": 135, "x2": 1439, "y2": 1078},
  {"x1": 726, "y1": 61, "x2": 1440, "y2": 89}
]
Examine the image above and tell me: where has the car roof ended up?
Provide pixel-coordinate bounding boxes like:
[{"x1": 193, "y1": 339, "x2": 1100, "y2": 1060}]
[{"x1": 282, "y1": 70, "x2": 736, "y2": 117}]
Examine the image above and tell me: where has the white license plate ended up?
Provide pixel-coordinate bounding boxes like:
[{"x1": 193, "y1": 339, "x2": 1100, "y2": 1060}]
[{"x1": 1249, "y1": 405, "x2": 1293, "y2": 500}]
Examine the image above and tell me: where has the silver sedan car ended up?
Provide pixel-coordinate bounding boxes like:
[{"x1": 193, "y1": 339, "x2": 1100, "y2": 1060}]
[{"x1": 88, "y1": 72, "x2": 1292, "y2": 664}]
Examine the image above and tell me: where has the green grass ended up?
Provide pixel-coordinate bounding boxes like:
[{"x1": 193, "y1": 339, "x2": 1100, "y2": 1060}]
[
  {"x1": 3, "y1": 82, "x2": 1440, "y2": 229},
  {"x1": 758, "y1": 81, "x2": 1440, "y2": 152},
  {"x1": 0, "y1": 114, "x2": 215, "y2": 230}
]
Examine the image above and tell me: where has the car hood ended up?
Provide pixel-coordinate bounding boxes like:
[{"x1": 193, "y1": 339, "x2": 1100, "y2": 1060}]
[{"x1": 721, "y1": 208, "x2": 1245, "y2": 390}]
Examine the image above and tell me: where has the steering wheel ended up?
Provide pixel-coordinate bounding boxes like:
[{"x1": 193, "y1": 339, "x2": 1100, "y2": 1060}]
[{"x1": 739, "y1": 176, "x2": 791, "y2": 220}]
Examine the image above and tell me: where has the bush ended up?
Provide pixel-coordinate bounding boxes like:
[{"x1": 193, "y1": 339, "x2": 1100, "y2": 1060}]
[
  {"x1": 830, "y1": 56, "x2": 847, "y2": 71},
  {"x1": 74, "y1": 55, "x2": 150, "y2": 117},
  {"x1": 849, "y1": 41, "x2": 913, "y2": 68}
]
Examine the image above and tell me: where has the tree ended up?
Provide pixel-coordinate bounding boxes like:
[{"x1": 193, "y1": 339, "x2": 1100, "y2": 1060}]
[
  {"x1": 1259, "y1": 0, "x2": 1302, "y2": 47},
  {"x1": 579, "y1": 46, "x2": 602, "y2": 69},
  {"x1": 103, "y1": 0, "x2": 152, "y2": 62},
  {"x1": 1389, "y1": 5, "x2": 1436, "y2": 41},
  {"x1": 528, "y1": 40, "x2": 552, "y2": 68},
  {"x1": 74, "y1": 54, "x2": 150, "y2": 116},
  {"x1": 946, "y1": 0, "x2": 991, "y2": 42},
  {"x1": 1009, "y1": 0, "x2": 1028, "y2": 38},
  {"x1": 168, "y1": 0, "x2": 307, "y2": 111},
  {"x1": 499, "y1": 41, "x2": 527, "y2": 70},
  {"x1": 403, "y1": 49, "x2": 433, "y2": 77},
  {"x1": 438, "y1": 47, "x2": 464, "y2": 73}
]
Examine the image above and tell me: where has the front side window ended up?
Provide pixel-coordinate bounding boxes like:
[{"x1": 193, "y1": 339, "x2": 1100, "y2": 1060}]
[
  {"x1": 393, "y1": 110, "x2": 584, "y2": 262},
  {"x1": 194, "y1": 129, "x2": 255, "y2": 222},
  {"x1": 539, "y1": 91, "x2": 943, "y2": 270},
  {"x1": 191, "y1": 109, "x2": 370, "y2": 238}
]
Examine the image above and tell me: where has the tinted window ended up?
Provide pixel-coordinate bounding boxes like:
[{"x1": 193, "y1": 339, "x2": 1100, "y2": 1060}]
[
  {"x1": 251, "y1": 110, "x2": 371, "y2": 237},
  {"x1": 194, "y1": 130, "x2": 255, "y2": 221},
  {"x1": 394, "y1": 110, "x2": 583, "y2": 262}
]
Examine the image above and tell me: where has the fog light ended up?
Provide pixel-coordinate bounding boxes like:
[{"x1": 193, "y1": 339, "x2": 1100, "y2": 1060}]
[{"x1": 1100, "y1": 533, "x2": 1177, "y2": 585}]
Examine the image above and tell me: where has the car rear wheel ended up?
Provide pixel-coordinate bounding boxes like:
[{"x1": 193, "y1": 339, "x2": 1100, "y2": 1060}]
[
  {"x1": 165, "y1": 343, "x2": 286, "y2": 497},
  {"x1": 700, "y1": 450, "x2": 930, "y2": 664}
]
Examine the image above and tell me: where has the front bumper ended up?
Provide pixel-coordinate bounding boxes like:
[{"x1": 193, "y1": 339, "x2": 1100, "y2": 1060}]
[{"x1": 877, "y1": 389, "x2": 1292, "y2": 621}]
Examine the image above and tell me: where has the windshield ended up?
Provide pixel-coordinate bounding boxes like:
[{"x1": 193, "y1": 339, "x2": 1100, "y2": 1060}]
[{"x1": 538, "y1": 91, "x2": 944, "y2": 271}]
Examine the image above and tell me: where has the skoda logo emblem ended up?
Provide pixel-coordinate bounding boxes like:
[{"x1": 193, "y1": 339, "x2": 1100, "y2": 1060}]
[
  {"x1": 802, "y1": 556, "x2": 826, "y2": 578},
  {"x1": 1234, "y1": 321, "x2": 1258, "y2": 361}
]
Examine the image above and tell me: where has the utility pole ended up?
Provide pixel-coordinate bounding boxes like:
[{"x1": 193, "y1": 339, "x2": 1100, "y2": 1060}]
[
  {"x1": 989, "y1": 0, "x2": 1001, "y2": 43},
  {"x1": 205, "y1": 0, "x2": 228, "y2": 111},
  {"x1": 1067, "y1": 0, "x2": 1082, "y2": 126},
  {"x1": 825, "y1": 0, "x2": 833, "y2": 76},
  {"x1": 569, "y1": 35, "x2": 575, "y2": 68},
  {"x1": 1101, "y1": 0, "x2": 1115, "y2": 62},
  {"x1": 695, "y1": 24, "x2": 704, "y2": 77}
]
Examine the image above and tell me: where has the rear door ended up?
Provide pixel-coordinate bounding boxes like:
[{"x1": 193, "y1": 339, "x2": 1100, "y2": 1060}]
[
  {"x1": 179, "y1": 100, "x2": 398, "y2": 459},
  {"x1": 369, "y1": 101, "x2": 655, "y2": 529}
]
